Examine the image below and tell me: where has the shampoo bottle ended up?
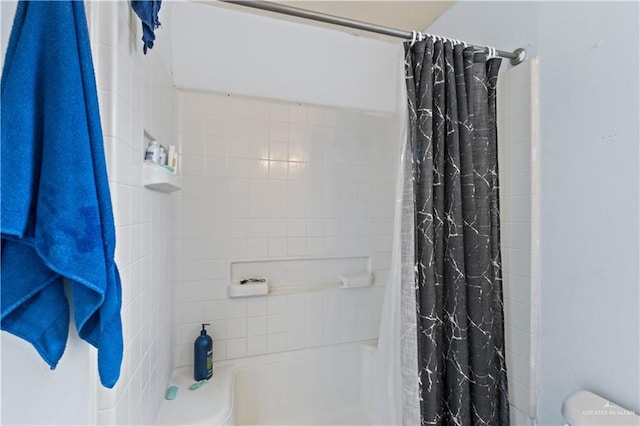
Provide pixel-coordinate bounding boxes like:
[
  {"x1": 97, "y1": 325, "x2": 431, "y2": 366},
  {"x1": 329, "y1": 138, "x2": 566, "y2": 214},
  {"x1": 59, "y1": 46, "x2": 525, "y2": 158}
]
[
  {"x1": 194, "y1": 323, "x2": 213, "y2": 381},
  {"x1": 144, "y1": 139, "x2": 159, "y2": 164}
]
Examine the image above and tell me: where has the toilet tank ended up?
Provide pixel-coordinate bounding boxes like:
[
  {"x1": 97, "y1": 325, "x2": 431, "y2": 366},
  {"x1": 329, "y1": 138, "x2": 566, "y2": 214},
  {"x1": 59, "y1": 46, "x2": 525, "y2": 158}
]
[{"x1": 562, "y1": 391, "x2": 640, "y2": 425}]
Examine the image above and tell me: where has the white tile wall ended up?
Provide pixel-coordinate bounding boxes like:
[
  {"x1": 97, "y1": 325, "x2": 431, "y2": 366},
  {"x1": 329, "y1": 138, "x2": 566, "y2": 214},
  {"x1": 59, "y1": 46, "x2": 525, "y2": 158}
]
[
  {"x1": 497, "y1": 59, "x2": 539, "y2": 425},
  {"x1": 173, "y1": 91, "x2": 397, "y2": 367},
  {"x1": 89, "y1": 2, "x2": 176, "y2": 425}
]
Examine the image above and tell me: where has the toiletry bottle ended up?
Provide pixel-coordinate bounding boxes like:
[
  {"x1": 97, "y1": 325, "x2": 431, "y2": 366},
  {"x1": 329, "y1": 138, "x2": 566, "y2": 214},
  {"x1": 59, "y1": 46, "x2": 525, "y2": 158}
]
[
  {"x1": 168, "y1": 145, "x2": 177, "y2": 171},
  {"x1": 158, "y1": 145, "x2": 167, "y2": 165},
  {"x1": 194, "y1": 323, "x2": 213, "y2": 381},
  {"x1": 144, "y1": 140, "x2": 159, "y2": 164},
  {"x1": 170, "y1": 150, "x2": 178, "y2": 172}
]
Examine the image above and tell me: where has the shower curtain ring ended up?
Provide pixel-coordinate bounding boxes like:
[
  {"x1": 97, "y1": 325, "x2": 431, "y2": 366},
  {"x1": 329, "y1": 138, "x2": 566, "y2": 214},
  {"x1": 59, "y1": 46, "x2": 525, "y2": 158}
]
[
  {"x1": 486, "y1": 46, "x2": 494, "y2": 58},
  {"x1": 410, "y1": 30, "x2": 417, "y2": 46}
]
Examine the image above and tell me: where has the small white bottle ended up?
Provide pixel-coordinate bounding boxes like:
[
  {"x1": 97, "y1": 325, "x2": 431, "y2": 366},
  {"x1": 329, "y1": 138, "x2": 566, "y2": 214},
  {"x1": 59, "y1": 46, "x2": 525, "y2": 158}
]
[
  {"x1": 144, "y1": 140, "x2": 159, "y2": 164},
  {"x1": 168, "y1": 145, "x2": 177, "y2": 172},
  {"x1": 158, "y1": 145, "x2": 167, "y2": 166}
]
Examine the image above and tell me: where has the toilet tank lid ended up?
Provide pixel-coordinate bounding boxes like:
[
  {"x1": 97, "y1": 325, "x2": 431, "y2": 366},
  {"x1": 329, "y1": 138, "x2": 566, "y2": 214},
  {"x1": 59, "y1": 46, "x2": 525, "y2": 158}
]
[{"x1": 562, "y1": 390, "x2": 640, "y2": 426}]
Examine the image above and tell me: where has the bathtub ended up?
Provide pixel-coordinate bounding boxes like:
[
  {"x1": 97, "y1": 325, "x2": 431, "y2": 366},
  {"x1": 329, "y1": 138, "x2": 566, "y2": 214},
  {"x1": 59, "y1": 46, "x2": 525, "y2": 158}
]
[{"x1": 155, "y1": 340, "x2": 377, "y2": 425}]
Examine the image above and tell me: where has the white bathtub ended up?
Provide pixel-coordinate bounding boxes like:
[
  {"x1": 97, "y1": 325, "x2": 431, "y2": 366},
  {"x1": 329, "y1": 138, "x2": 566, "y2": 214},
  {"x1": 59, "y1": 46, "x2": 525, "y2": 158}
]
[{"x1": 155, "y1": 341, "x2": 376, "y2": 425}]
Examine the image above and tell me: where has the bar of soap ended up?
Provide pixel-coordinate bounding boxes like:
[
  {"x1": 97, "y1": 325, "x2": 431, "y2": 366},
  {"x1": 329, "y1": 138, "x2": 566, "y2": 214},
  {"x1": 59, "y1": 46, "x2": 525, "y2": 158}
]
[
  {"x1": 189, "y1": 380, "x2": 207, "y2": 390},
  {"x1": 165, "y1": 385, "x2": 178, "y2": 400}
]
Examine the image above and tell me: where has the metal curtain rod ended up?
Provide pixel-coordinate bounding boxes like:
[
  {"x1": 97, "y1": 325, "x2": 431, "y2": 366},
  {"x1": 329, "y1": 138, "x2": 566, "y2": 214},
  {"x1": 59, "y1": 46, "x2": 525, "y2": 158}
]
[{"x1": 219, "y1": 0, "x2": 527, "y2": 66}]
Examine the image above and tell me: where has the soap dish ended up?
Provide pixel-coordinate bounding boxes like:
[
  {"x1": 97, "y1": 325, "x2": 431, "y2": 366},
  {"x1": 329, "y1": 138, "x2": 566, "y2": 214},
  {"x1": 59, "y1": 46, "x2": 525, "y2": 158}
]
[
  {"x1": 338, "y1": 272, "x2": 373, "y2": 288},
  {"x1": 228, "y1": 279, "x2": 269, "y2": 298}
]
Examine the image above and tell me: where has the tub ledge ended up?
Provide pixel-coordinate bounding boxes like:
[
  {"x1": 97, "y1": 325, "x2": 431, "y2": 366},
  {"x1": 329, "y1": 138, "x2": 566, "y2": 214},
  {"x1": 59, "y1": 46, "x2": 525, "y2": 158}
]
[{"x1": 154, "y1": 365, "x2": 235, "y2": 426}]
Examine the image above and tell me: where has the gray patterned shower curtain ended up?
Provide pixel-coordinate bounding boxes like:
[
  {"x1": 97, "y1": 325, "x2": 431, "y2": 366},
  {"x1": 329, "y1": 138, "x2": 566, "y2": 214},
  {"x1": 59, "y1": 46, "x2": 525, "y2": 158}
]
[{"x1": 405, "y1": 39, "x2": 510, "y2": 425}]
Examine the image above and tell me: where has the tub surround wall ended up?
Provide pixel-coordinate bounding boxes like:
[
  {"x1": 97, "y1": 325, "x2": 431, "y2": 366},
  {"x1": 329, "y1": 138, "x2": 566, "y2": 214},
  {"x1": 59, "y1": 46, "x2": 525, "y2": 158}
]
[
  {"x1": 91, "y1": 2, "x2": 176, "y2": 425},
  {"x1": 173, "y1": 90, "x2": 397, "y2": 366},
  {"x1": 497, "y1": 60, "x2": 539, "y2": 425}
]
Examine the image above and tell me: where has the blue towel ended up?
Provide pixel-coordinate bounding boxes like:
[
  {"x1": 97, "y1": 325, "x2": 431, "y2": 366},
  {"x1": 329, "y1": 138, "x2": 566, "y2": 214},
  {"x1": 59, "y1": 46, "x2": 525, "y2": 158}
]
[
  {"x1": 131, "y1": 1, "x2": 162, "y2": 54},
  {"x1": 1, "y1": 1, "x2": 123, "y2": 388}
]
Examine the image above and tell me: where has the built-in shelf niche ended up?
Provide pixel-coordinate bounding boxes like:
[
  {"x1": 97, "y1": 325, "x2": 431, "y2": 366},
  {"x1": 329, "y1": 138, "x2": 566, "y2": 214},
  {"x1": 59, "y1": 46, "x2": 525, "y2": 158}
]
[
  {"x1": 142, "y1": 130, "x2": 181, "y2": 193},
  {"x1": 229, "y1": 256, "x2": 373, "y2": 296}
]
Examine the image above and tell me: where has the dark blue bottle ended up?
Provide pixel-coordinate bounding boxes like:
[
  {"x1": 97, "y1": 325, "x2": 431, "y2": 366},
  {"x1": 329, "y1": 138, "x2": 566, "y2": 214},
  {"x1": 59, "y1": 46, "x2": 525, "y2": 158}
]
[{"x1": 194, "y1": 323, "x2": 213, "y2": 381}]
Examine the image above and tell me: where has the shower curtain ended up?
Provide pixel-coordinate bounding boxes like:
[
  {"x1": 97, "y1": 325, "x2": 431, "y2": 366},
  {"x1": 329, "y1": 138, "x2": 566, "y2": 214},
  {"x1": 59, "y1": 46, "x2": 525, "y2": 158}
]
[{"x1": 375, "y1": 39, "x2": 509, "y2": 426}]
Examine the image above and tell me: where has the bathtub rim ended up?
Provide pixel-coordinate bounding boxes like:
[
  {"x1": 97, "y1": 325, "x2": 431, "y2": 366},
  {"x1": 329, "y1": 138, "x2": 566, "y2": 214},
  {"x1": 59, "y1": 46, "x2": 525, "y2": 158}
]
[
  {"x1": 220, "y1": 338, "x2": 377, "y2": 370},
  {"x1": 154, "y1": 339, "x2": 378, "y2": 426}
]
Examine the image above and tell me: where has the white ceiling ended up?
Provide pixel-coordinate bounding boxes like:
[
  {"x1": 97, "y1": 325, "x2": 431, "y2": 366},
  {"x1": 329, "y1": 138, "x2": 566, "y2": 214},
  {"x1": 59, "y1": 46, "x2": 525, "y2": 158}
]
[{"x1": 214, "y1": 1, "x2": 453, "y2": 41}]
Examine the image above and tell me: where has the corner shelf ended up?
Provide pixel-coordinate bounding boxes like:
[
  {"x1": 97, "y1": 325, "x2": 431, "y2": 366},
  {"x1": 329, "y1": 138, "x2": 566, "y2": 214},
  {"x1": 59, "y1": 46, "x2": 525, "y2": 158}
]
[{"x1": 143, "y1": 163, "x2": 182, "y2": 193}]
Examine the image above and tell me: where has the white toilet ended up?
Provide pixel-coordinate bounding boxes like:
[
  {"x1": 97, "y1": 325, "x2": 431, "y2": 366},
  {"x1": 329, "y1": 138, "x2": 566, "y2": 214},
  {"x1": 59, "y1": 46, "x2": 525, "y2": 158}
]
[{"x1": 562, "y1": 391, "x2": 640, "y2": 425}]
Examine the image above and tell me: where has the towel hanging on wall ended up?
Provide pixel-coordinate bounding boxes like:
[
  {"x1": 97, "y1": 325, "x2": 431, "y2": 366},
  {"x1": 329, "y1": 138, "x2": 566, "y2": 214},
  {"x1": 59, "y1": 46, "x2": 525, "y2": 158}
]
[
  {"x1": 131, "y1": 0, "x2": 162, "y2": 54},
  {"x1": 1, "y1": 0, "x2": 123, "y2": 388}
]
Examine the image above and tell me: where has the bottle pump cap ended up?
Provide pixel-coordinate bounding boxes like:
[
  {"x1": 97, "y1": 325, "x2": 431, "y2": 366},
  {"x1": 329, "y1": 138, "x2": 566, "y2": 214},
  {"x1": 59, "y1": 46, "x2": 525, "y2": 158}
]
[{"x1": 201, "y1": 323, "x2": 210, "y2": 336}]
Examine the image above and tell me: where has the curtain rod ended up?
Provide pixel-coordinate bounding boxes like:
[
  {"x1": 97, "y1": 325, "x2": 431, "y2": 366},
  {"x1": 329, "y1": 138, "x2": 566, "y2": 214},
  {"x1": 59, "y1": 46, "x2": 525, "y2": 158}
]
[{"x1": 219, "y1": 0, "x2": 527, "y2": 66}]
